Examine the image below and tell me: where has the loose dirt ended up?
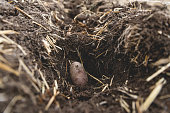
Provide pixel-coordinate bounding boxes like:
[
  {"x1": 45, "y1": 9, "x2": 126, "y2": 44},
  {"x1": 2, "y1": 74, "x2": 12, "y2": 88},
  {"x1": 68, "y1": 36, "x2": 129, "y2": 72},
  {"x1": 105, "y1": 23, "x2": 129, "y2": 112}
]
[{"x1": 0, "y1": 0, "x2": 170, "y2": 113}]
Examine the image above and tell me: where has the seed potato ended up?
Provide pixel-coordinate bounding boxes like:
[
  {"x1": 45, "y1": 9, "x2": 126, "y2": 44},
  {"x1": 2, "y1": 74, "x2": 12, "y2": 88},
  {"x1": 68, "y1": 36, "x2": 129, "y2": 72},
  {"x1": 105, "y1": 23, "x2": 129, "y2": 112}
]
[{"x1": 70, "y1": 62, "x2": 88, "y2": 86}]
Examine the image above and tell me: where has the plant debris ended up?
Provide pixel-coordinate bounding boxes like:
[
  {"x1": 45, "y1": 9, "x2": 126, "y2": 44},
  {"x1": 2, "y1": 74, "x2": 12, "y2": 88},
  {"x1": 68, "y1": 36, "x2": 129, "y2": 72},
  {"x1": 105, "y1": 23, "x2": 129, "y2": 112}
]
[{"x1": 0, "y1": 0, "x2": 170, "y2": 113}]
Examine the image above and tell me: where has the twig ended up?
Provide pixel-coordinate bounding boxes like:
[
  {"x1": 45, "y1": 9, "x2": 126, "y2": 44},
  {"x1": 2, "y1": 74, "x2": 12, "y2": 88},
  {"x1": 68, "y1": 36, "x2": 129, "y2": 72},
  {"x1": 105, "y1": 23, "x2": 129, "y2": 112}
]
[
  {"x1": 0, "y1": 62, "x2": 20, "y2": 76},
  {"x1": 159, "y1": 94, "x2": 170, "y2": 99},
  {"x1": 2, "y1": 34, "x2": 27, "y2": 55},
  {"x1": 42, "y1": 83, "x2": 45, "y2": 94},
  {"x1": 0, "y1": 30, "x2": 19, "y2": 35},
  {"x1": 99, "y1": 9, "x2": 112, "y2": 23},
  {"x1": 87, "y1": 72, "x2": 104, "y2": 85},
  {"x1": 42, "y1": 39, "x2": 51, "y2": 54},
  {"x1": 45, "y1": 88, "x2": 59, "y2": 111},
  {"x1": 76, "y1": 48, "x2": 83, "y2": 65},
  {"x1": 19, "y1": 59, "x2": 40, "y2": 92},
  {"x1": 132, "y1": 101, "x2": 136, "y2": 113},
  {"x1": 0, "y1": 55, "x2": 11, "y2": 66},
  {"x1": 146, "y1": 63, "x2": 170, "y2": 81},
  {"x1": 19, "y1": 59, "x2": 36, "y2": 83},
  {"x1": 15, "y1": 6, "x2": 33, "y2": 19},
  {"x1": 54, "y1": 80, "x2": 58, "y2": 90},
  {"x1": 37, "y1": 0, "x2": 48, "y2": 12},
  {"x1": 152, "y1": 56, "x2": 170, "y2": 66},
  {"x1": 136, "y1": 99, "x2": 142, "y2": 113},
  {"x1": 95, "y1": 20, "x2": 111, "y2": 36},
  {"x1": 60, "y1": 93, "x2": 70, "y2": 99},
  {"x1": 140, "y1": 78, "x2": 166, "y2": 112},
  {"x1": 38, "y1": 69, "x2": 50, "y2": 90},
  {"x1": 46, "y1": 35, "x2": 62, "y2": 53},
  {"x1": 109, "y1": 75, "x2": 114, "y2": 86},
  {"x1": 96, "y1": 50, "x2": 107, "y2": 58},
  {"x1": 1, "y1": 19, "x2": 14, "y2": 25},
  {"x1": 119, "y1": 97, "x2": 130, "y2": 113},
  {"x1": 102, "y1": 84, "x2": 108, "y2": 92},
  {"x1": 52, "y1": 11, "x2": 64, "y2": 24},
  {"x1": 117, "y1": 87, "x2": 138, "y2": 99},
  {"x1": 32, "y1": 21, "x2": 48, "y2": 30},
  {"x1": 4, "y1": 95, "x2": 23, "y2": 113}
]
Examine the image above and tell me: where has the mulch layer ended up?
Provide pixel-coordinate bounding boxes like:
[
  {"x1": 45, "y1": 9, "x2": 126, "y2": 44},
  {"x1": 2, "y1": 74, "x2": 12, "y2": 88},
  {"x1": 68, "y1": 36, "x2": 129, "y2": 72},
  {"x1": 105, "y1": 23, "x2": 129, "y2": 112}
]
[{"x1": 0, "y1": 0, "x2": 170, "y2": 113}]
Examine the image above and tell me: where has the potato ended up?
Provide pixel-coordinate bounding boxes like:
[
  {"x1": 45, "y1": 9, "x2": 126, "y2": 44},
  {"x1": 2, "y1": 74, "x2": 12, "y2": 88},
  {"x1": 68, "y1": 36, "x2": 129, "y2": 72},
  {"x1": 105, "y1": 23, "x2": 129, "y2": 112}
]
[{"x1": 70, "y1": 61, "x2": 88, "y2": 86}]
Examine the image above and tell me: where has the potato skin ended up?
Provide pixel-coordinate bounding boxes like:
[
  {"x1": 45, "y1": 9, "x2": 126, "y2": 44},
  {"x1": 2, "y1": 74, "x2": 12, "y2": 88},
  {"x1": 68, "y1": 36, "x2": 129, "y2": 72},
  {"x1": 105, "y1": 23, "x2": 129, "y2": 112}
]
[{"x1": 70, "y1": 62, "x2": 88, "y2": 86}]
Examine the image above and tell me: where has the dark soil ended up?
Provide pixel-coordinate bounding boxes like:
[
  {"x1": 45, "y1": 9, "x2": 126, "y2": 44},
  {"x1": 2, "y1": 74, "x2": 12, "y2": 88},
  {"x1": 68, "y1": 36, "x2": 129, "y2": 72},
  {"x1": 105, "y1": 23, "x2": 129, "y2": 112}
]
[{"x1": 0, "y1": 0, "x2": 170, "y2": 113}]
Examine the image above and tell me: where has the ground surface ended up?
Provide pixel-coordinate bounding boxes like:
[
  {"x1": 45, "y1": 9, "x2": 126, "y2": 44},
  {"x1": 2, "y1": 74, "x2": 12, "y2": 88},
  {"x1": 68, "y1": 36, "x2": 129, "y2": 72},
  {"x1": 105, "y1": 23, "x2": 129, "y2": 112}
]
[{"x1": 0, "y1": 0, "x2": 170, "y2": 113}]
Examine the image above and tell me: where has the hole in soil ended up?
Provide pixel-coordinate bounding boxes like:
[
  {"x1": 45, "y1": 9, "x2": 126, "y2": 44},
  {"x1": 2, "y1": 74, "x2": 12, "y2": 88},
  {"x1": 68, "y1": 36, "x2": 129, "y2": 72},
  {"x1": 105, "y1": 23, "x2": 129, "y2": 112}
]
[
  {"x1": 66, "y1": 49, "x2": 129, "y2": 87},
  {"x1": 67, "y1": 50, "x2": 100, "y2": 85}
]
